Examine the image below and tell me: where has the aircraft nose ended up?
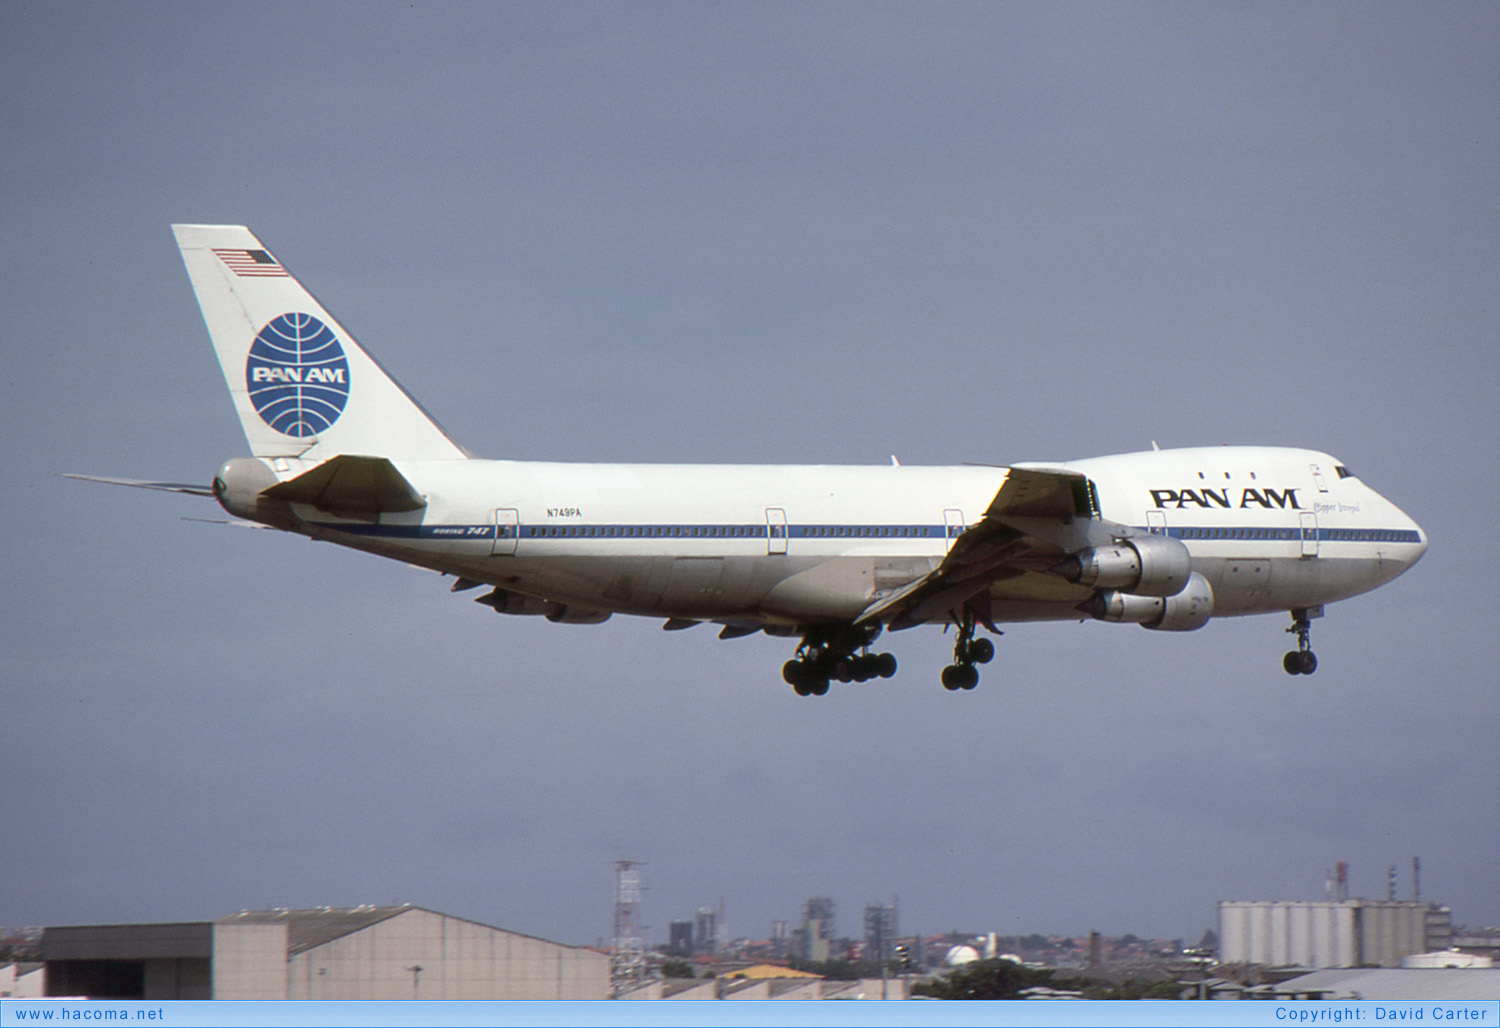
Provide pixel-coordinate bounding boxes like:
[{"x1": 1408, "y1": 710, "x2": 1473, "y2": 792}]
[
  {"x1": 1410, "y1": 518, "x2": 1429, "y2": 564},
  {"x1": 1393, "y1": 503, "x2": 1427, "y2": 570}
]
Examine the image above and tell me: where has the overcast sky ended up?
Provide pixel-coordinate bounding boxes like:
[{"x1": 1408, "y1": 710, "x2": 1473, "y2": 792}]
[{"x1": 3, "y1": 2, "x2": 1496, "y2": 949}]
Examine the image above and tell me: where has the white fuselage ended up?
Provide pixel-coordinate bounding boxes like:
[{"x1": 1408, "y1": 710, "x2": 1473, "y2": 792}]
[{"x1": 242, "y1": 445, "x2": 1426, "y2": 630}]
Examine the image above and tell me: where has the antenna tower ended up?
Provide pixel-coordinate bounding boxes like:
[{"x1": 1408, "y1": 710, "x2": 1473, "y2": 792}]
[{"x1": 610, "y1": 860, "x2": 646, "y2": 997}]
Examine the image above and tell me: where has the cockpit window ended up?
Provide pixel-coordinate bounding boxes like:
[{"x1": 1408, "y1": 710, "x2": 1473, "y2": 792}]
[{"x1": 1335, "y1": 465, "x2": 1355, "y2": 479}]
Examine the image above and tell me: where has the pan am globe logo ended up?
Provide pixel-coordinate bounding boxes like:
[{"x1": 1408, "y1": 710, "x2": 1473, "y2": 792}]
[{"x1": 245, "y1": 313, "x2": 351, "y2": 437}]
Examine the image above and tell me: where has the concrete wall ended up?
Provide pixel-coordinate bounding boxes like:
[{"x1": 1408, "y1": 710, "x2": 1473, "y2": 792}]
[
  {"x1": 285, "y1": 907, "x2": 607, "y2": 1000},
  {"x1": 212, "y1": 923, "x2": 289, "y2": 1000},
  {"x1": 0, "y1": 964, "x2": 45, "y2": 998}
]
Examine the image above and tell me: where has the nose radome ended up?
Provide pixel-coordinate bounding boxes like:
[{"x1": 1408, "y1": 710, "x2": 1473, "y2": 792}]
[
  {"x1": 1409, "y1": 518, "x2": 1429, "y2": 565},
  {"x1": 1391, "y1": 500, "x2": 1427, "y2": 569}
]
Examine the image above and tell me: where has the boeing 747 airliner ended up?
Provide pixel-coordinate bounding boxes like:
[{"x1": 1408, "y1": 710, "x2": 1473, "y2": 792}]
[{"x1": 73, "y1": 225, "x2": 1428, "y2": 695}]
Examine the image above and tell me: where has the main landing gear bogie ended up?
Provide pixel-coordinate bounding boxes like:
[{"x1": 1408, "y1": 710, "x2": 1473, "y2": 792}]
[
  {"x1": 784, "y1": 625, "x2": 897, "y2": 697},
  {"x1": 1283, "y1": 607, "x2": 1320, "y2": 675},
  {"x1": 941, "y1": 619, "x2": 996, "y2": 691}
]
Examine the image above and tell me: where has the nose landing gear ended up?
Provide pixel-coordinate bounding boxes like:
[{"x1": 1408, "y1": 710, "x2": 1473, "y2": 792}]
[{"x1": 1283, "y1": 607, "x2": 1320, "y2": 675}]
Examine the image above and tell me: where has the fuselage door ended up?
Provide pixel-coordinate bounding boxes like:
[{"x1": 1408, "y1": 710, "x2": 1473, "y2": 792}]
[
  {"x1": 943, "y1": 509, "x2": 965, "y2": 552},
  {"x1": 493, "y1": 507, "x2": 520, "y2": 556},
  {"x1": 1299, "y1": 511, "x2": 1319, "y2": 558},
  {"x1": 766, "y1": 507, "x2": 788, "y2": 555},
  {"x1": 1146, "y1": 510, "x2": 1168, "y2": 535}
]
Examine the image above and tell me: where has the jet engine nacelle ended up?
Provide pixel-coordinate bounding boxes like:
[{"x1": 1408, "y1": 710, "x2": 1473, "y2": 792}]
[
  {"x1": 1056, "y1": 533, "x2": 1192, "y2": 597},
  {"x1": 1079, "y1": 571, "x2": 1214, "y2": 632}
]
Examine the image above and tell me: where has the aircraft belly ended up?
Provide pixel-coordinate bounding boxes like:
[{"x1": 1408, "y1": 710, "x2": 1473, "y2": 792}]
[
  {"x1": 760, "y1": 555, "x2": 932, "y2": 621},
  {"x1": 454, "y1": 554, "x2": 841, "y2": 620},
  {"x1": 1263, "y1": 555, "x2": 1395, "y2": 610},
  {"x1": 1212, "y1": 557, "x2": 1273, "y2": 613},
  {"x1": 984, "y1": 599, "x2": 1088, "y2": 624},
  {"x1": 1184, "y1": 553, "x2": 1403, "y2": 616}
]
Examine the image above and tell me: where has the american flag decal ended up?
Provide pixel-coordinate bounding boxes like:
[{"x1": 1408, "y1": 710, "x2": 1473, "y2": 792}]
[{"x1": 213, "y1": 248, "x2": 289, "y2": 277}]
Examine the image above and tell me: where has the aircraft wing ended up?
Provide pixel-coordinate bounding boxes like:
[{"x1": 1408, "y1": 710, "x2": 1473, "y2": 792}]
[{"x1": 857, "y1": 466, "x2": 1093, "y2": 629}]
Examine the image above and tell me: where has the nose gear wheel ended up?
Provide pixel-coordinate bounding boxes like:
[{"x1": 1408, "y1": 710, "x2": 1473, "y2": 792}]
[{"x1": 1283, "y1": 608, "x2": 1319, "y2": 675}]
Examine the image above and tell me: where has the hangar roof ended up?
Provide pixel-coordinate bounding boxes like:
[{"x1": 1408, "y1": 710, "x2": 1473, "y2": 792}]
[
  {"x1": 216, "y1": 905, "x2": 413, "y2": 956},
  {"x1": 725, "y1": 963, "x2": 823, "y2": 980},
  {"x1": 1277, "y1": 967, "x2": 1500, "y2": 1001}
]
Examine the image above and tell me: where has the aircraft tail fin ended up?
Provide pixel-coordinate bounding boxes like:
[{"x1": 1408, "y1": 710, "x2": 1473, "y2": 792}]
[{"x1": 172, "y1": 224, "x2": 467, "y2": 462}]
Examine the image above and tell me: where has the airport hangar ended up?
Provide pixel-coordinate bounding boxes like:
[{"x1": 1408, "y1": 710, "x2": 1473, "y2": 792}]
[{"x1": 41, "y1": 905, "x2": 608, "y2": 1000}]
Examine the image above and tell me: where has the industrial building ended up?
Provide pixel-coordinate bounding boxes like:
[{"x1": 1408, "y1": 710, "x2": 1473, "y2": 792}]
[
  {"x1": 620, "y1": 965, "x2": 908, "y2": 1001},
  {"x1": 41, "y1": 905, "x2": 608, "y2": 1000},
  {"x1": 864, "y1": 901, "x2": 899, "y2": 965},
  {"x1": 0, "y1": 962, "x2": 43, "y2": 998},
  {"x1": 1217, "y1": 900, "x2": 1452, "y2": 968},
  {"x1": 792, "y1": 897, "x2": 836, "y2": 962},
  {"x1": 1272, "y1": 967, "x2": 1500, "y2": 1001}
]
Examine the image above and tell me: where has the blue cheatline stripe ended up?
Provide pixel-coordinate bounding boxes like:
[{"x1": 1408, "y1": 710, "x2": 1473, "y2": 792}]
[
  {"x1": 323, "y1": 521, "x2": 1418, "y2": 544},
  {"x1": 332, "y1": 523, "x2": 954, "y2": 541},
  {"x1": 1154, "y1": 526, "x2": 1421, "y2": 544}
]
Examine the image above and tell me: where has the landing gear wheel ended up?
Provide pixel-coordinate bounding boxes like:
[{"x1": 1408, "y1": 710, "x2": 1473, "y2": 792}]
[
  {"x1": 874, "y1": 652, "x2": 898, "y2": 679},
  {"x1": 1284, "y1": 608, "x2": 1320, "y2": 675},
  {"x1": 941, "y1": 611, "x2": 993, "y2": 691},
  {"x1": 941, "y1": 663, "x2": 980, "y2": 690},
  {"x1": 784, "y1": 658, "x2": 829, "y2": 696},
  {"x1": 964, "y1": 638, "x2": 995, "y2": 664}
]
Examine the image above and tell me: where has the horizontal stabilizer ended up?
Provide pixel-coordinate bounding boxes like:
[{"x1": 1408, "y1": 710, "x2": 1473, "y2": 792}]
[
  {"x1": 63, "y1": 474, "x2": 214, "y2": 497},
  {"x1": 263, "y1": 455, "x2": 425, "y2": 520}
]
